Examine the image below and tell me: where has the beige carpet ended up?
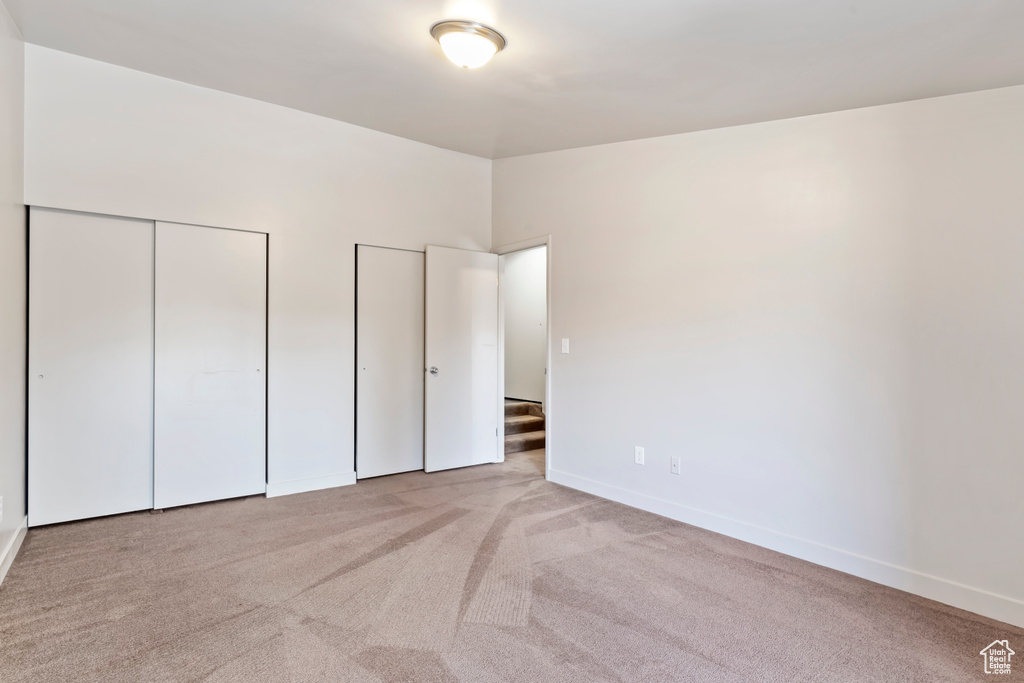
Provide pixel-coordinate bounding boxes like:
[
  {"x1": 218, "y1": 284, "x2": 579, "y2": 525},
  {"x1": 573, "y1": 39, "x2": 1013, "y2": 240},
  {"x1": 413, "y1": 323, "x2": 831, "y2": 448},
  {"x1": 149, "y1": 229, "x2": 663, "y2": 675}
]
[{"x1": 0, "y1": 450, "x2": 1019, "y2": 682}]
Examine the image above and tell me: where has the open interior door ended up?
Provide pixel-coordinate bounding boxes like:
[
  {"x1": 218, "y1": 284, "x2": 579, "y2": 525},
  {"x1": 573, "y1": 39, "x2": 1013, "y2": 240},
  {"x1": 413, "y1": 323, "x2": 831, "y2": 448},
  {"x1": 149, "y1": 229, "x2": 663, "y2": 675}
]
[{"x1": 425, "y1": 245, "x2": 499, "y2": 472}]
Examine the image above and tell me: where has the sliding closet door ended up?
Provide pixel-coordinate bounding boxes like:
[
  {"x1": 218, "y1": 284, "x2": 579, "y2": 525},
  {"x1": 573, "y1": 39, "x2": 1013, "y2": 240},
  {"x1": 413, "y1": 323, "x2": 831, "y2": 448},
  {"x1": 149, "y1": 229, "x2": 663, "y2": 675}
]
[
  {"x1": 28, "y1": 208, "x2": 154, "y2": 526},
  {"x1": 356, "y1": 245, "x2": 424, "y2": 479},
  {"x1": 154, "y1": 223, "x2": 267, "y2": 509}
]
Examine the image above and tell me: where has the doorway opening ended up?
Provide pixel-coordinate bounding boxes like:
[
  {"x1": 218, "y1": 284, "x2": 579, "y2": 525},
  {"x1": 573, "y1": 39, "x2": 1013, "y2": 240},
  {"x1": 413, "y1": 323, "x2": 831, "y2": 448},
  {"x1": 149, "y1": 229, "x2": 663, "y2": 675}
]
[{"x1": 496, "y1": 239, "x2": 551, "y2": 479}]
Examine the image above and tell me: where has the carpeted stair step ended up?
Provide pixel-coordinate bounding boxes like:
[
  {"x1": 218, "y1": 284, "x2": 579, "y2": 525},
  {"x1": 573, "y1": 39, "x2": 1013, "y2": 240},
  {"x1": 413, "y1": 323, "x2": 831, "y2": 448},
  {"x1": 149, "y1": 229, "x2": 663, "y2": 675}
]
[
  {"x1": 504, "y1": 414, "x2": 545, "y2": 435},
  {"x1": 504, "y1": 430, "x2": 545, "y2": 454},
  {"x1": 504, "y1": 400, "x2": 544, "y2": 418},
  {"x1": 504, "y1": 400, "x2": 545, "y2": 454}
]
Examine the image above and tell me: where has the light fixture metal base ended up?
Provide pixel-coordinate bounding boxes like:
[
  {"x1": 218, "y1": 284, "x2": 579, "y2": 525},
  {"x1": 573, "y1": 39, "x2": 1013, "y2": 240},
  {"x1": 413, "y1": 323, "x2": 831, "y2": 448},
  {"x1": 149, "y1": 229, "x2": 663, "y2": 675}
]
[{"x1": 430, "y1": 20, "x2": 507, "y2": 53}]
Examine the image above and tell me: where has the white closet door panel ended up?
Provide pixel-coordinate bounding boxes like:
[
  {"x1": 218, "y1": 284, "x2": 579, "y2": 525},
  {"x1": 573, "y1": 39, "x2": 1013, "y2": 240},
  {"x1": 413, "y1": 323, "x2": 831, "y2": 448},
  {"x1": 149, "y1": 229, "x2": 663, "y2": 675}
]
[
  {"x1": 154, "y1": 223, "x2": 267, "y2": 509},
  {"x1": 424, "y1": 245, "x2": 499, "y2": 473},
  {"x1": 356, "y1": 246, "x2": 424, "y2": 479},
  {"x1": 28, "y1": 208, "x2": 154, "y2": 526}
]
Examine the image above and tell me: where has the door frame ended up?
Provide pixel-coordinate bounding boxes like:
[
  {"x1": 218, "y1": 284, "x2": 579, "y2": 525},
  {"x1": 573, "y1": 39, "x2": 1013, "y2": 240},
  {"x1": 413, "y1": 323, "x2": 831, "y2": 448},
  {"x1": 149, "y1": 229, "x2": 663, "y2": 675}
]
[{"x1": 493, "y1": 235, "x2": 552, "y2": 480}]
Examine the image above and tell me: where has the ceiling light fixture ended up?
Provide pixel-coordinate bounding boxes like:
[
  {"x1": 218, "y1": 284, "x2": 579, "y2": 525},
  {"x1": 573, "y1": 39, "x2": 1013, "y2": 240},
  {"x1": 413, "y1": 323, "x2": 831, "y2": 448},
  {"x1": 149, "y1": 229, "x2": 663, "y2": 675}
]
[{"x1": 430, "y1": 20, "x2": 506, "y2": 69}]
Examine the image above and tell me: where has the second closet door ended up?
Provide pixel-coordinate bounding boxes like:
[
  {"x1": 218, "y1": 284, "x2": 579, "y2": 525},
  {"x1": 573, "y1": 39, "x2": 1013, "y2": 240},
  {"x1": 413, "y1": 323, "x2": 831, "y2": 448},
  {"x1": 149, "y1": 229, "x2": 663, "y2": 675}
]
[
  {"x1": 356, "y1": 245, "x2": 424, "y2": 479},
  {"x1": 154, "y1": 223, "x2": 267, "y2": 509}
]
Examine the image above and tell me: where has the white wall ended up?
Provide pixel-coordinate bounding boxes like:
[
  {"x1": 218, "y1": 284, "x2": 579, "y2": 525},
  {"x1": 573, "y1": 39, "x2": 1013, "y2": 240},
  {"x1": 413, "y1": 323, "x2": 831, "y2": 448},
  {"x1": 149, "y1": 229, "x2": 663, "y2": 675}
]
[
  {"x1": 0, "y1": 0, "x2": 26, "y2": 583},
  {"x1": 503, "y1": 246, "x2": 546, "y2": 403},
  {"x1": 493, "y1": 85, "x2": 1024, "y2": 627},
  {"x1": 25, "y1": 46, "x2": 491, "y2": 494}
]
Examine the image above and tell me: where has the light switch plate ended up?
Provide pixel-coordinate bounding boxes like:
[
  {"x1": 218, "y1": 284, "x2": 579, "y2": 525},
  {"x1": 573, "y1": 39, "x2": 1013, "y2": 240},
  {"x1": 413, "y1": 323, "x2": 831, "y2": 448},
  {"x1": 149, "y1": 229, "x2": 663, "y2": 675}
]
[
  {"x1": 671, "y1": 457, "x2": 681, "y2": 475},
  {"x1": 561, "y1": 338, "x2": 570, "y2": 354}
]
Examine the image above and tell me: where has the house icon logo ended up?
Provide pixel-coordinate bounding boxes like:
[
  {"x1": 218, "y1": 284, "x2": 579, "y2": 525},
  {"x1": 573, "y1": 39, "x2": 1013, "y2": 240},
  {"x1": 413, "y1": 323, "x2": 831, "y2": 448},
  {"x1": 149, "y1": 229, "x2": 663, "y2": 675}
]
[{"x1": 980, "y1": 640, "x2": 1014, "y2": 675}]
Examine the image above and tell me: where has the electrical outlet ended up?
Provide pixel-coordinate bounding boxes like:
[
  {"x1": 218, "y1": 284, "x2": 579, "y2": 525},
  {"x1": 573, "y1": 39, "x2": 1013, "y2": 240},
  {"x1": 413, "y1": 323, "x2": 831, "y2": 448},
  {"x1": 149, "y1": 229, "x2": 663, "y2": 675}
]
[
  {"x1": 561, "y1": 338, "x2": 570, "y2": 354},
  {"x1": 670, "y1": 457, "x2": 681, "y2": 475},
  {"x1": 634, "y1": 446, "x2": 645, "y2": 465}
]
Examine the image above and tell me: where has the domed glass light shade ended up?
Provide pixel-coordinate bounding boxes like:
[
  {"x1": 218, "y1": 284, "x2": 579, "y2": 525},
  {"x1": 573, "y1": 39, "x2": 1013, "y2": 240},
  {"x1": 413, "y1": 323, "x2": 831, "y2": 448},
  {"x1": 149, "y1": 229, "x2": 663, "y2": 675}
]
[{"x1": 430, "y1": 20, "x2": 506, "y2": 69}]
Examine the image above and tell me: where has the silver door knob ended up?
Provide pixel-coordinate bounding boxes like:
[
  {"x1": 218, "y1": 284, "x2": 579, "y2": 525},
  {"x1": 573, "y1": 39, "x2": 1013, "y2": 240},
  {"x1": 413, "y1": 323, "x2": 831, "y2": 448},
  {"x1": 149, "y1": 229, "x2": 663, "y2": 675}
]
[{"x1": 429, "y1": 366, "x2": 439, "y2": 376}]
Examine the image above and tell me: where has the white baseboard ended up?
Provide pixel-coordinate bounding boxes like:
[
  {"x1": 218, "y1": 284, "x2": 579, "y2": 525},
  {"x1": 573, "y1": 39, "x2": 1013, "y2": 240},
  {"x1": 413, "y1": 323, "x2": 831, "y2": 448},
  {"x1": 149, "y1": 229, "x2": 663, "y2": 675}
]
[
  {"x1": 0, "y1": 517, "x2": 28, "y2": 588},
  {"x1": 548, "y1": 468, "x2": 1024, "y2": 629},
  {"x1": 265, "y1": 472, "x2": 356, "y2": 498}
]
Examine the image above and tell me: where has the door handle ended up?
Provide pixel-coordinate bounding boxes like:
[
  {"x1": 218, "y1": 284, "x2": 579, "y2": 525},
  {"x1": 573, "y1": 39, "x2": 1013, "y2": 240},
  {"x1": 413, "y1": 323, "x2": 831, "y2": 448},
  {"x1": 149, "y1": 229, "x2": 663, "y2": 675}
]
[{"x1": 429, "y1": 366, "x2": 439, "y2": 376}]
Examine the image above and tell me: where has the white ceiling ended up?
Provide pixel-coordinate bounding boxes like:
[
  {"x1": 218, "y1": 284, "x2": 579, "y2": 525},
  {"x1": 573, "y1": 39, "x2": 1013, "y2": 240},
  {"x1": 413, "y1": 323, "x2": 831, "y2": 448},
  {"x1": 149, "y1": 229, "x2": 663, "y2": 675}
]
[{"x1": 6, "y1": 0, "x2": 1024, "y2": 159}]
